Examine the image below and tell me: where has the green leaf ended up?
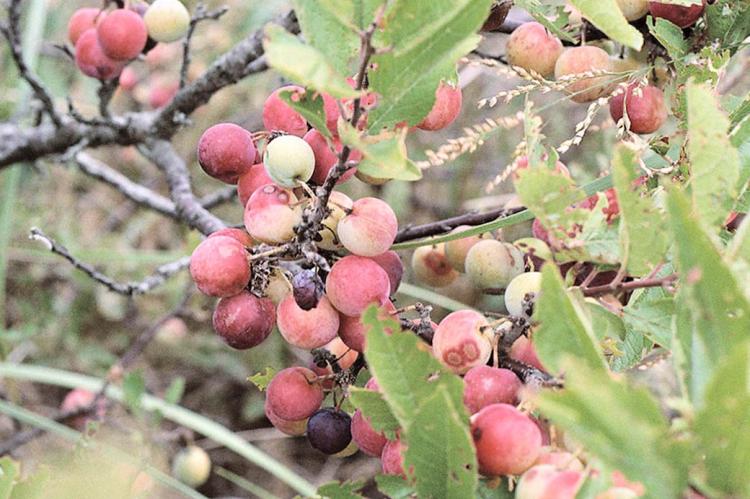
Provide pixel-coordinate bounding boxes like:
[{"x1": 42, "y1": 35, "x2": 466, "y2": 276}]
[
  {"x1": 667, "y1": 188, "x2": 750, "y2": 407},
  {"x1": 610, "y1": 330, "x2": 650, "y2": 372},
  {"x1": 534, "y1": 265, "x2": 608, "y2": 374},
  {"x1": 686, "y1": 81, "x2": 740, "y2": 230},
  {"x1": 375, "y1": 475, "x2": 415, "y2": 499},
  {"x1": 248, "y1": 367, "x2": 277, "y2": 392},
  {"x1": 553, "y1": 195, "x2": 621, "y2": 265},
  {"x1": 570, "y1": 0, "x2": 643, "y2": 49},
  {"x1": 367, "y1": 0, "x2": 493, "y2": 130},
  {"x1": 291, "y1": 0, "x2": 360, "y2": 75},
  {"x1": 646, "y1": 17, "x2": 687, "y2": 59},
  {"x1": 122, "y1": 371, "x2": 145, "y2": 413},
  {"x1": 164, "y1": 377, "x2": 185, "y2": 405},
  {"x1": 706, "y1": 0, "x2": 750, "y2": 48},
  {"x1": 694, "y1": 341, "x2": 750, "y2": 497},
  {"x1": 279, "y1": 89, "x2": 332, "y2": 140},
  {"x1": 536, "y1": 362, "x2": 689, "y2": 499},
  {"x1": 514, "y1": 0, "x2": 576, "y2": 42},
  {"x1": 339, "y1": 124, "x2": 422, "y2": 180},
  {"x1": 0, "y1": 457, "x2": 19, "y2": 499},
  {"x1": 348, "y1": 386, "x2": 399, "y2": 439},
  {"x1": 612, "y1": 144, "x2": 668, "y2": 275},
  {"x1": 622, "y1": 298, "x2": 674, "y2": 347},
  {"x1": 586, "y1": 299, "x2": 626, "y2": 341},
  {"x1": 263, "y1": 24, "x2": 358, "y2": 99},
  {"x1": 317, "y1": 480, "x2": 366, "y2": 499},
  {"x1": 404, "y1": 385, "x2": 478, "y2": 499}
]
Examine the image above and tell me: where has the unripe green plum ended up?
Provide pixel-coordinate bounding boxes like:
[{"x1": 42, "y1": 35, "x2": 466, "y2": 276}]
[
  {"x1": 337, "y1": 197, "x2": 398, "y2": 257},
  {"x1": 432, "y1": 310, "x2": 492, "y2": 374},
  {"x1": 444, "y1": 226, "x2": 490, "y2": 273},
  {"x1": 506, "y1": 22, "x2": 563, "y2": 77},
  {"x1": 277, "y1": 294, "x2": 339, "y2": 349},
  {"x1": 172, "y1": 446, "x2": 211, "y2": 488},
  {"x1": 616, "y1": 0, "x2": 649, "y2": 21},
  {"x1": 417, "y1": 82, "x2": 462, "y2": 131},
  {"x1": 411, "y1": 244, "x2": 459, "y2": 288},
  {"x1": 189, "y1": 235, "x2": 250, "y2": 297},
  {"x1": 554, "y1": 46, "x2": 613, "y2": 103},
  {"x1": 144, "y1": 0, "x2": 190, "y2": 43},
  {"x1": 243, "y1": 184, "x2": 302, "y2": 244},
  {"x1": 471, "y1": 404, "x2": 542, "y2": 476},
  {"x1": 515, "y1": 464, "x2": 584, "y2": 499},
  {"x1": 514, "y1": 237, "x2": 552, "y2": 269},
  {"x1": 609, "y1": 83, "x2": 667, "y2": 134},
  {"x1": 649, "y1": 0, "x2": 706, "y2": 28},
  {"x1": 504, "y1": 271, "x2": 542, "y2": 317},
  {"x1": 318, "y1": 191, "x2": 353, "y2": 251},
  {"x1": 465, "y1": 239, "x2": 525, "y2": 290},
  {"x1": 263, "y1": 135, "x2": 315, "y2": 188}
]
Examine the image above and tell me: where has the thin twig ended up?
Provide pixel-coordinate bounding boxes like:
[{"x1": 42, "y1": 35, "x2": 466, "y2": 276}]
[
  {"x1": 581, "y1": 273, "x2": 678, "y2": 297},
  {"x1": 180, "y1": 4, "x2": 230, "y2": 89}
]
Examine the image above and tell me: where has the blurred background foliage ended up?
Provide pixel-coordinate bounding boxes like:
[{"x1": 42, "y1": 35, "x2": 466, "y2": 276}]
[{"x1": 1, "y1": 0, "x2": 748, "y2": 496}]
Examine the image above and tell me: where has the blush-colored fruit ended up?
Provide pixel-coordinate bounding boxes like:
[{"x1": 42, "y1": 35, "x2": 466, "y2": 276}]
[
  {"x1": 265, "y1": 400, "x2": 307, "y2": 436},
  {"x1": 60, "y1": 388, "x2": 106, "y2": 431},
  {"x1": 471, "y1": 403, "x2": 543, "y2": 476},
  {"x1": 338, "y1": 301, "x2": 397, "y2": 352},
  {"x1": 411, "y1": 244, "x2": 459, "y2": 288},
  {"x1": 506, "y1": 22, "x2": 563, "y2": 77},
  {"x1": 465, "y1": 239, "x2": 525, "y2": 289},
  {"x1": 649, "y1": 0, "x2": 706, "y2": 28},
  {"x1": 609, "y1": 83, "x2": 667, "y2": 134},
  {"x1": 310, "y1": 337, "x2": 359, "y2": 386},
  {"x1": 616, "y1": 0, "x2": 650, "y2": 20},
  {"x1": 432, "y1": 310, "x2": 492, "y2": 374},
  {"x1": 369, "y1": 250, "x2": 404, "y2": 293},
  {"x1": 263, "y1": 135, "x2": 315, "y2": 188},
  {"x1": 535, "y1": 449, "x2": 585, "y2": 471},
  {"x1": 189, "y1": 236, "x2": 250, "y2": 297},
  {"x1": 266, "y1": 367, "x2": 324, "y2": 421},
  {"x1": 75, "y1": 29, "x2": 124, "y2": 80},
  {"x1": 96, "y1": 9, "x2": 148, "y2": 61},
  {"x1": 197, "y1": 123, "x2": 256, "y2": 184},
  {"x1": 277, "y1": 294, "x2": 339, "y2": 349},
  {"x1": 337, "y1": 197, "x2": 398, "y2": 257},
  {"x1": 444, "y1": 227, "x2": 490, "y2": 273},
  {"x1": 212, "y1": 291, "x2": 276, "y2": 349},
  {"x1": 515, "y1": 464, "x2": 585, "y2": 499},
  {"x1": 504, "y1": 271, "x2": 543, "y2": 317},
  {"x1": 172, "y1": 446, "x2": 211, "y2": 488},
  {"x1": 510, "y1": 334, "x2": 545, "y2": 371},
  {"x1": 208, "y1": 227, "x2": 253, "y2": 247},
  {"x1": 243, "y1": 184, "x2": 302, "y2": 244},
  {"x1": 118, "y1": 66, "x2": 138, "y2": 90},
  {"x1": 463, "y1": 366, "x2": 522, "y2": 414},
  {"x1": 596, "y1": 487, "x2": 639, "y2": 499},
  {"x1": 263, "y1": 85, "x2": 309, "y2": 136},
  {"x1": 351, "y1": 409, "x2": 388, "y2": 457},
  {"x1": 554, "y1": 46, "x2": 613, "y2": 103},
  {"x1": 417, "y1": 82, "x2": 462, "y2": 131},
  {"x1": 237, "y1": 163, "x2": 275, "y2": 207},
  {"x1": 381, "y1": 439, "x2": 407, "y2": 477},
  {"x1": 68, "y1": 8, "x2": 101, "y2": 45},
  {"x1": 325, "y1": 256, "x2": 391, "y2": 316},
  {"x1": 144, "y1": 0, "x2": 190, "y2": 43}
]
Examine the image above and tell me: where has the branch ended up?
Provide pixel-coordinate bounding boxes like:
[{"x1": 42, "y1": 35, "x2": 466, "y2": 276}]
[
  {"x1": 199, "y1": 185, "x2": 237, "y2": 209},
  {"x1": 581, "y1": 273, "x2": 678, "y2": 297},
  {"x1": 497, "y1": 356, "x2": 562, "y2": 388},
  {"x1": 180, "y1": 4, "x2": 230, "y2": 89},
  {"x1": 394, "y1": 206, "x2": 524, "y2": 243},
  {"x1": 29, "y1": 228, "x2": 191, "y2": 295},
  {"x1": 138, "y1": 139, "x2": 227, "y2": 234}
]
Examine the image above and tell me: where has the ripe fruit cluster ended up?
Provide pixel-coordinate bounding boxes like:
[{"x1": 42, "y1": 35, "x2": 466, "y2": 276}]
[{"x1": 69, "y1": 0, "x2": 190, "y2": 81}]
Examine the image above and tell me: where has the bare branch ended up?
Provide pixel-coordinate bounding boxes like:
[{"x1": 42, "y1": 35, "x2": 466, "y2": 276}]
[
  {"x1": 180, "y1": 4, "x2": 230, "y2": 89},
  {"x1": 29, "y1": 227, "x2": 191, "y2": 295},
  {"x1": 395, "y1": 206, "x2": 525, "y2": 243},
  {"x1": 199, "y1": 185, "x2": 237, "y2": 209},
  {"x1": 139, "y1": 139, "x2": 227, "y2": 234}
]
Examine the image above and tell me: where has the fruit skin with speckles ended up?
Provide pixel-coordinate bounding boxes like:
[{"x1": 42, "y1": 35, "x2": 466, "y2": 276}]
[
  {"x1": 463, "y1": 366, "x2": 522, "y2": 414},
  {"x1": 197, "y1": 123, "x2": 256, "y2": 184},
  {"x1": 189, "y1": 236, "x2": 250, "y2": 297},
  {"x1": 243, "y1": 184, "x2": 302, "y2": 244},
  {"x1": 212, "y1": 291, "x2": 276, "y2": 349},
  {"x1": 432, "y1": 310, "x2": 492, "y2": 374}
]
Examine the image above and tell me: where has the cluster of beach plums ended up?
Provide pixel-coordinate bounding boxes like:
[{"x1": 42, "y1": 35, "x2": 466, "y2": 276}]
[{"x1": 68, "y1": 0, "x2": 189, "y2": 81}]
